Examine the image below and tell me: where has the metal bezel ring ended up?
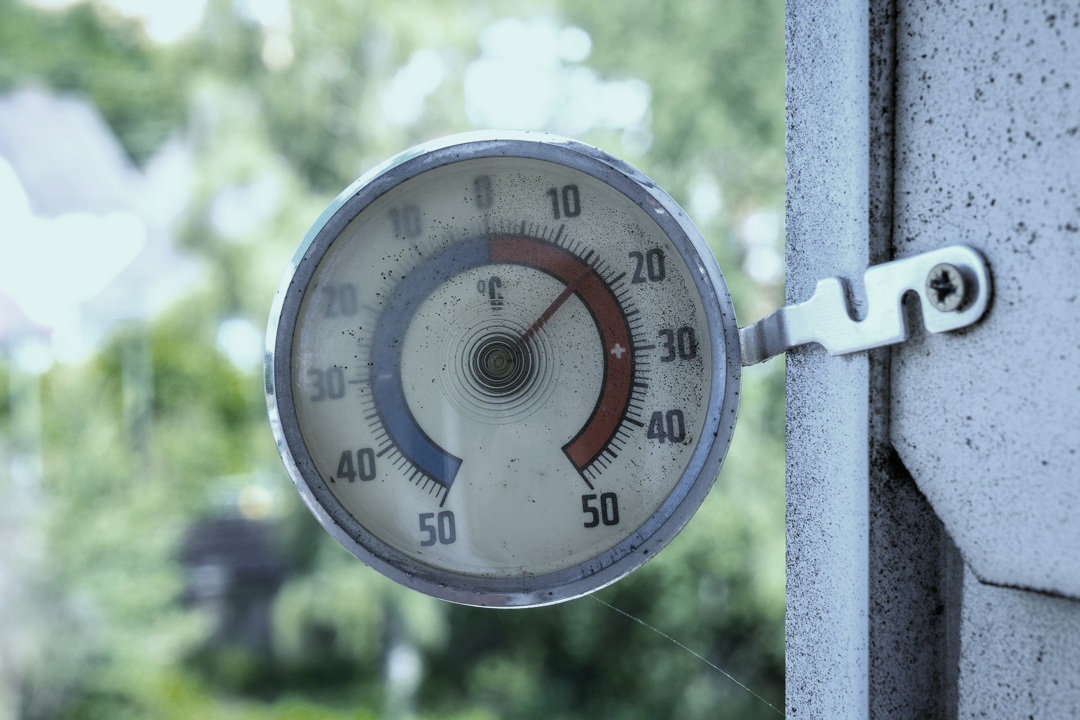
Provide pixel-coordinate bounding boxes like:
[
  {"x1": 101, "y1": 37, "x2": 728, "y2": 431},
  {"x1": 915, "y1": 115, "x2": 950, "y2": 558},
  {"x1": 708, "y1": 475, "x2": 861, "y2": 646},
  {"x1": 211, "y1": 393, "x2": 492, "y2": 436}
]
[{"x1": 265, "y1": 130, "x2": 742, "y2": 607}]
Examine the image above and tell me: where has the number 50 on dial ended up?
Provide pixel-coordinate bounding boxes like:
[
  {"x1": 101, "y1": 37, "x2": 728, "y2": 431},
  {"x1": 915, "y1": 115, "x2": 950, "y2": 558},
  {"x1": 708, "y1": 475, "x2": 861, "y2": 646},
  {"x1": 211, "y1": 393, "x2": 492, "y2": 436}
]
[{"x1": 266, "y1": 132, "x2": 741, "y2": 607}]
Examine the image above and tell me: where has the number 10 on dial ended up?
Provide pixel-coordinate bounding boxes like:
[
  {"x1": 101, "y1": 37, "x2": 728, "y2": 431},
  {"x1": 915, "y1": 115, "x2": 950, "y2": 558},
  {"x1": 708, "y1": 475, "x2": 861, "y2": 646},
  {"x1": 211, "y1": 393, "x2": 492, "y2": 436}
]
[{"x1": 266, "y1": 131, "x2": 741, "y2": 607}]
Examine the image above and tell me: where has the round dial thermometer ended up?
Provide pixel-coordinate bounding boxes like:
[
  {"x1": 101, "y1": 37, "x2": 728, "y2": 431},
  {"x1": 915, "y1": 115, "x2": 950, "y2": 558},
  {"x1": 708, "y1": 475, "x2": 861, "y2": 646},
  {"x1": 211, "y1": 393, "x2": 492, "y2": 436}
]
[{"x1": 267, "y1": 132, "x2": 741, "y2": 607}]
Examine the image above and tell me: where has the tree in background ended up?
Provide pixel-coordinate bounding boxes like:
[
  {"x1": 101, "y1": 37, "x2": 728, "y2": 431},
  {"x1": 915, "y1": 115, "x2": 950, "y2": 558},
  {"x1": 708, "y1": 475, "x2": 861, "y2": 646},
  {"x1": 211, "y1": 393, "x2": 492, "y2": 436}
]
[{"x1": 0, "y1": 0, "x2": 785, "y2": 717}]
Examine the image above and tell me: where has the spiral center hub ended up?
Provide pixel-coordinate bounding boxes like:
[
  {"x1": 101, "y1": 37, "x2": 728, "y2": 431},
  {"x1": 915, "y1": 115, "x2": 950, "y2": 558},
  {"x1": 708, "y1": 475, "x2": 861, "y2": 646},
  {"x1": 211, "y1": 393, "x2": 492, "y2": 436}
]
[
  {"x1": 470, "y1": 333, "x2": 532, "y2": 396},
  {"x1": 431, "y1": 298, "x2": 562, "y2": 426}
]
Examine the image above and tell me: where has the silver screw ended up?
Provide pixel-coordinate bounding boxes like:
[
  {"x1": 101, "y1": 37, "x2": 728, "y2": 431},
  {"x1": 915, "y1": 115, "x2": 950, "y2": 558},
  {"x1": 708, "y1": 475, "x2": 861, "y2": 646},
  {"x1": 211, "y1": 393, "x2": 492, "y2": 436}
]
[{"x1": 926, "y1": 263, "x2": 966, "y2": 312}]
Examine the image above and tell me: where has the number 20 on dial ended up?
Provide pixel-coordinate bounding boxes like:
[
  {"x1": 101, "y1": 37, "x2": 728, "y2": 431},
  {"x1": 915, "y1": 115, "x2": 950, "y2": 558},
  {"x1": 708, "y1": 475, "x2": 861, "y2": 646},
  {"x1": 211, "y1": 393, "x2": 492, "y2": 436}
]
[{"x1": 266, "y1": 132, "x2": 741, "y2": 607}]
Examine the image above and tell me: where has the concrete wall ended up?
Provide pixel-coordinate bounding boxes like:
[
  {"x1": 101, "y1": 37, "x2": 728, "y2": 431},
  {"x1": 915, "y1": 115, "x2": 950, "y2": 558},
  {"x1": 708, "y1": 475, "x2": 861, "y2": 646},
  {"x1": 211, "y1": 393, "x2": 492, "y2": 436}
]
[
  {"x1": 785, "y1": 1, "x2": 871, "y2": 716},
  {"x1": 786, "y1": 1, "x2": 1080, "y2": 717}
]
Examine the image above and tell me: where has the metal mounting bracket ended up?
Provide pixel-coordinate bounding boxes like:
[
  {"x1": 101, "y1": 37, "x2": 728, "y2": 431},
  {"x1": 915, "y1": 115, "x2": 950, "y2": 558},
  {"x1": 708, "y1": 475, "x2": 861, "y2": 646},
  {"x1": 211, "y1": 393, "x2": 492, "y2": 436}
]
[{"x1": 738, "y1": 245, "x2": 991, "y2": 366}]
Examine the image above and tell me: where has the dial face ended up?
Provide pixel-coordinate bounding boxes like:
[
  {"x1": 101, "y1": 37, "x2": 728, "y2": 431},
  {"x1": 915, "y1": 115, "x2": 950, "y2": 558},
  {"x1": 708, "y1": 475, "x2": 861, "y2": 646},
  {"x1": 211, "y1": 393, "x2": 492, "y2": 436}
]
[{"x1": 268, "y1": 134, "x2": 740, "y2": 606}]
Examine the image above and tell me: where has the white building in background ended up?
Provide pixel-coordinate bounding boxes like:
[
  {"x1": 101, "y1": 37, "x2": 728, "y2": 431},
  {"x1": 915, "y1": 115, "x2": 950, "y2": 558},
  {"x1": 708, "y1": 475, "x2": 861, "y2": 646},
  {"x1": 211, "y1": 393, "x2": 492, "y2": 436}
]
[
  {"x1": 0, "y1": 87, "x2": 200, "y2": 720},
  {"x1": 0, "y1": 87, "x2": 197, "y2": 367}
]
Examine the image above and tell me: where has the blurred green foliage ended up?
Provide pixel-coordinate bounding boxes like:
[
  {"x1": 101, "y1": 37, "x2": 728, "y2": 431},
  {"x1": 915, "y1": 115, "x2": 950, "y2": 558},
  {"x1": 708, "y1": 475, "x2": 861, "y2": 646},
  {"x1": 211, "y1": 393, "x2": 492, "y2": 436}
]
[
  {"x1": 0, "y1": 0, "x2": 185, "y2": 164},
  {"x1": 0, "y1": 0, "x2": 785, "y2": 718}
]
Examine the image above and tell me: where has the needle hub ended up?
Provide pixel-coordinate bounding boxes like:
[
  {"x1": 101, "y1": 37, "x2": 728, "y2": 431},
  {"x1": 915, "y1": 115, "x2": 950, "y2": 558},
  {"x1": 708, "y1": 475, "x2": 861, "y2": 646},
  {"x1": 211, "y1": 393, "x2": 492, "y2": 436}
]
[{"x1": 469, "y1": 332, "x2": 533, "y2": 397}]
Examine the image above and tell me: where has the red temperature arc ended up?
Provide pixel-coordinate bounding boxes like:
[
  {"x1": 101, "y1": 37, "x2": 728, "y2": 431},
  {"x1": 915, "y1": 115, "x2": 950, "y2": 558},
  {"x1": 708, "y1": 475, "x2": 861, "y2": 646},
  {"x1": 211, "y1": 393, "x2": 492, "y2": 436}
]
[{"x1": 490, "y1": 237, "x2": 634, "y2": 479}]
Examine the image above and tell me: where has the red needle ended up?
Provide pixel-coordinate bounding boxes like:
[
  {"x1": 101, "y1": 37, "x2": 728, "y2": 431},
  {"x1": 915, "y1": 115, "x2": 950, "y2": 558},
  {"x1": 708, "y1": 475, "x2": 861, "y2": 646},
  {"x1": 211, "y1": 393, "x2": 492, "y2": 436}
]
[{"x1": 520, "y1": 258, "x2": 598, "y2": 344}]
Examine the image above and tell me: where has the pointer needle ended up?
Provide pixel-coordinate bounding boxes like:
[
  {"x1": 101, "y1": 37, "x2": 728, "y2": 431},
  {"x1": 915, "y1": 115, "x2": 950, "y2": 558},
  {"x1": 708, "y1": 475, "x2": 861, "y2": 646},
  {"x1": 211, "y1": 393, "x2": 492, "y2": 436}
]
[{"x1": 520, "y1": 258, "x2": 599, "y2": 344}]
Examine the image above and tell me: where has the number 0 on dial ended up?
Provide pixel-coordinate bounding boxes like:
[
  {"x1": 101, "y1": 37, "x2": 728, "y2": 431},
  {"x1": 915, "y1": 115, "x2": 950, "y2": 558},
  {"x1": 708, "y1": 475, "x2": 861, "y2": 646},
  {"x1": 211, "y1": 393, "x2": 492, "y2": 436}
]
[{"x1": 266, "y1": 132, "x2": 741, "y2": 607}]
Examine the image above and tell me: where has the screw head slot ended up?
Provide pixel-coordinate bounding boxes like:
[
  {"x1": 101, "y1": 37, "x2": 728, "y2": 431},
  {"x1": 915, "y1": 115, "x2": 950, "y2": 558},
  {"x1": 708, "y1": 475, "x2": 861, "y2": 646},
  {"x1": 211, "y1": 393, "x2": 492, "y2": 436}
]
[{"x1": 926, "y1": 263, "x2": 966, "y2": 312}]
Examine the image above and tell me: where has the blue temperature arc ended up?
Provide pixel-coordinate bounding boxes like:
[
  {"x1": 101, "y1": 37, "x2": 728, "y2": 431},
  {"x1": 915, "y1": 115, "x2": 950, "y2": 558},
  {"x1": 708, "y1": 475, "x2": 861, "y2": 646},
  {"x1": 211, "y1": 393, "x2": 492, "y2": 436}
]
[{"x1": 369, "y1": 239, "x2": 491, "y2": 490}]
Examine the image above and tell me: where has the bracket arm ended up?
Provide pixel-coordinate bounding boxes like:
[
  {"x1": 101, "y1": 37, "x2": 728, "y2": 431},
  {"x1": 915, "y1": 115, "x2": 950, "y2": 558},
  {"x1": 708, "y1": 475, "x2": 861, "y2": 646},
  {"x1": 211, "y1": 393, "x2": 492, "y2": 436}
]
[{"x1": 739, "y1": 245, "x2": 991, "y2": 366}]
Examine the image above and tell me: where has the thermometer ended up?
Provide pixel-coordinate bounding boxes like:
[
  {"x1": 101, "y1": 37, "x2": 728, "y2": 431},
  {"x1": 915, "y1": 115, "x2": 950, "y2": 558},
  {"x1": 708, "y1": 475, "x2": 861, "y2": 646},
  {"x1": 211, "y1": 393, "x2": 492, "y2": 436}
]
[{"x1": 266, "y1": 132, "x2": 741, "y2": 607}]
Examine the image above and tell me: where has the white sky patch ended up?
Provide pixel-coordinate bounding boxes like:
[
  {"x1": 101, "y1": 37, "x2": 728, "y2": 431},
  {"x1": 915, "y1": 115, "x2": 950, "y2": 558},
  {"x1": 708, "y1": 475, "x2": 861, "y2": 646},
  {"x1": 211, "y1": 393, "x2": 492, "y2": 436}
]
[
  {"x1": 464, "y1": 18, "x2": 650, "y2": 144},
  {"x1": 210, "y1": 172, "x2": 283, "y2": 240},
  {"x1": 688, "y1": 174, "x2": 723, "y2": 225},
  {"x1": 740, "y1": 210, "x2": 784, "y2": 285},
  {"x1": 386, "y1": 643, "x2": 422, "y2": 693},
  {"x1": 383, "y1": 49, "x2": 445, "y2": 127},
  {"x1": 25, "y1": 0, "x2": 207, "y2": 43},
  {"x1": 236, "y1": 0, "x2": 294, "y2": 70},
  {"x1": 141, "y1": 138, "x2": 193, "y2": 227},
  {"x1": 558, "y1": 68, "x2": 650, "y2": 136},
  {"x1": 238, "y1": 0, "x2": 290, "y2": 28},
  {"x1": 12, "y1": 336, "x2": 54, "y2": 375},
  {"x1": 216, "y1": 317, "x2": 263, "y2": 369},
  {"x1": 98, "y1": 0, "x2": 209, "y2": 43},
  {"x1": 0, "y1": 157, "x2": 146, "y2": 329},
  {"x1": 262, "y1": 32, "x2": 294, "y2": 71},
  {"x1": 558, "y1": 25, "x2": 591, "y2": 62}
]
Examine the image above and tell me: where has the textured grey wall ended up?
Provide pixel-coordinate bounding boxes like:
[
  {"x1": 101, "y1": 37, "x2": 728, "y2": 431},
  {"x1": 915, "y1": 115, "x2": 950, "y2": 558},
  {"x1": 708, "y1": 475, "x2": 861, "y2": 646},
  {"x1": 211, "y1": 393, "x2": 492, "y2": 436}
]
[
  {"x1": 786, "y1": 0, "x2": 1080, "y2": 717},
  {"x1": 890, "y1": 0, "x2": 1080, "y2": 600},
  {"x1": 785, "y1": 0, "x2": 871, "y2": 716}
]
